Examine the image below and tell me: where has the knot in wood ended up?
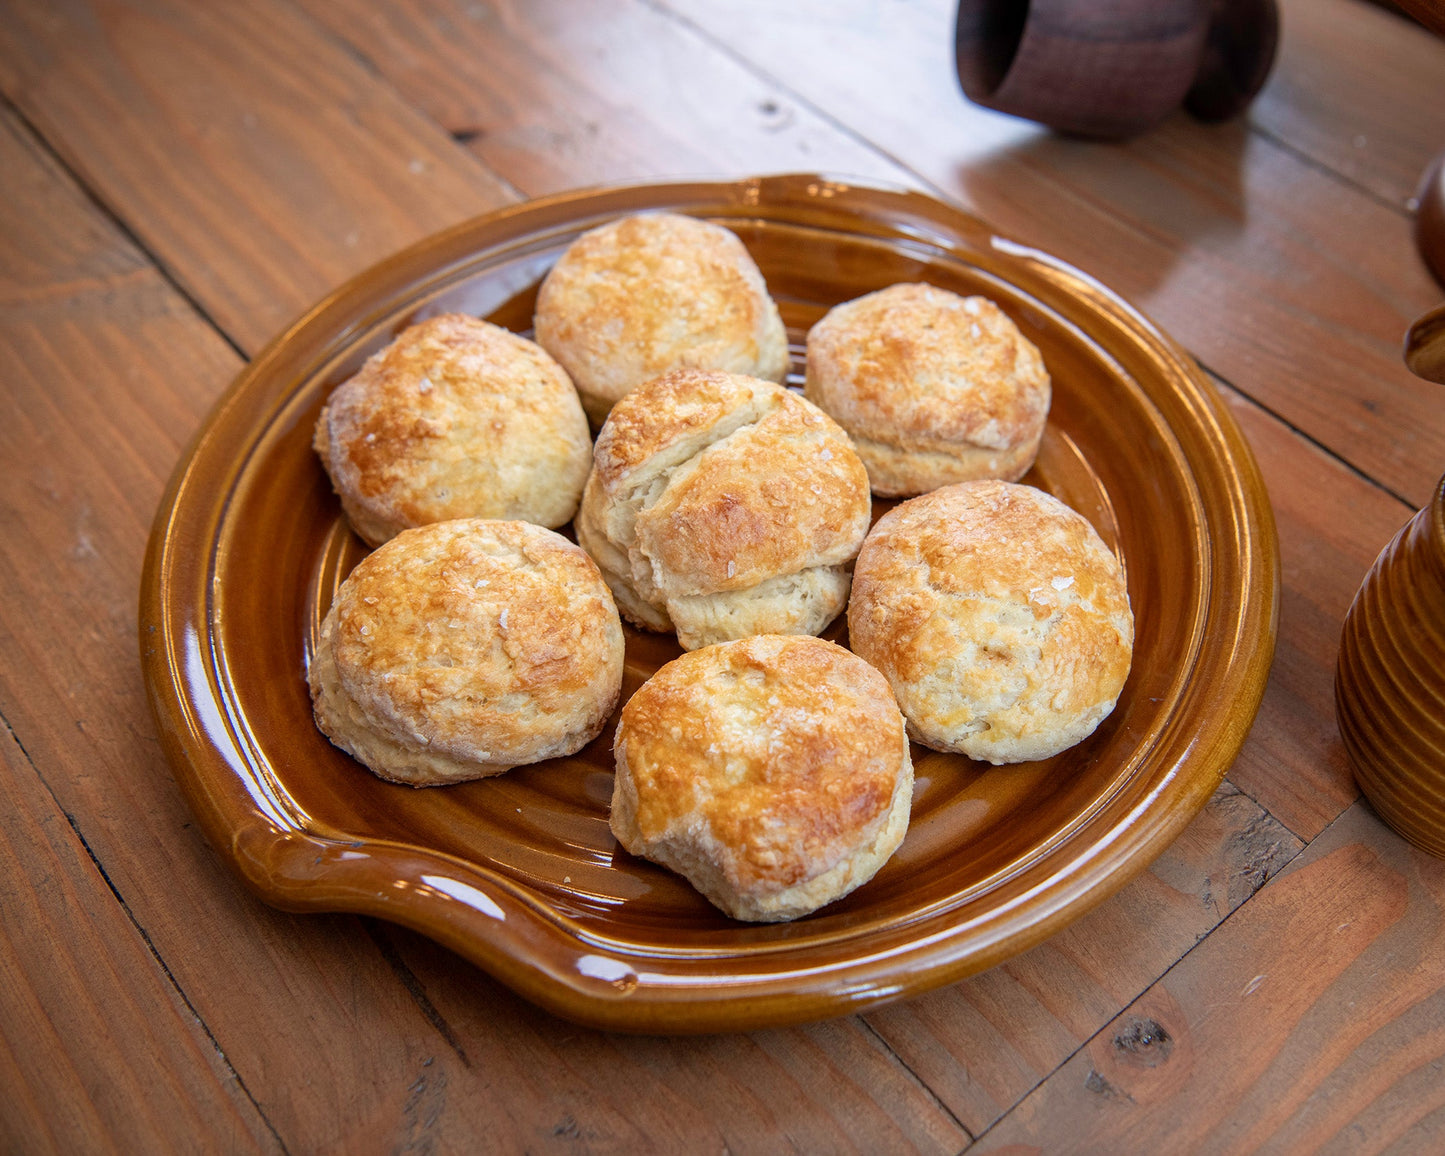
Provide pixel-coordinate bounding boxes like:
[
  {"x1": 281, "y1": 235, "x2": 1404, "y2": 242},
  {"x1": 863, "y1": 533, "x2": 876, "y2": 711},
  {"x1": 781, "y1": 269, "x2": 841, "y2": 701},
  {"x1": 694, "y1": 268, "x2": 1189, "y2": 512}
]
[{"x1": 1113, "y1": 1016, "x2": 1174, "y2": 1067}]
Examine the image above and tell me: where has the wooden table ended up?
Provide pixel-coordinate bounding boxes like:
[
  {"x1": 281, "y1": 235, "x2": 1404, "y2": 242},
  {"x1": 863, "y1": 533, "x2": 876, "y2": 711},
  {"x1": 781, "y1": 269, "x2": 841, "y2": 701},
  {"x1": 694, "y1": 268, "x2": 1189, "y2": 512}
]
[{"x1": 4, "y1": 0, "x2": 1445, "y2": 1150}]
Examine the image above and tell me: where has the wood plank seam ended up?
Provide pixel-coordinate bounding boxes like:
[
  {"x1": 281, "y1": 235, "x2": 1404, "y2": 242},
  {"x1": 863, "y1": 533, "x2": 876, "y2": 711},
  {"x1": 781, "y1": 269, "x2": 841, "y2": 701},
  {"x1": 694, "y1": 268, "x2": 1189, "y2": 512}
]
[
  {"x1": 634, "y1": 0, "x2": 949, "y2": 199},
  {"x1": 1207, "y1": 364, "x2": 1419, "y2": 512},
  {"x1": 362, "y1": 921, "x2": 473, "y2": 1069},
  {"x1": 285, "y1": 0, "x2": 529, "y2": 208},
  {"x1": 0, "y1": 91, "x2": 251, "y2": 364},
  {"x1": 1249, "y1": 120, "x2": 1424, "y2": 219},
  {"x1": 858, "y1": 1017, "x2": 978, "y2": 1146},
  {"x1": 0, "y1": 709, "x2": 291, "y2": 1153},
  {"x1": 965, "y1": 826, "x2": 1311, "y2": 1146}
]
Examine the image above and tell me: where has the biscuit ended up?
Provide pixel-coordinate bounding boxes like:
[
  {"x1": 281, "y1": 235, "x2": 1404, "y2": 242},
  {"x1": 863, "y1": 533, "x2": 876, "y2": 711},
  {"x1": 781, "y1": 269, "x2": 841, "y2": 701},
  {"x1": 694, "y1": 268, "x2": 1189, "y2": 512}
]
[
  {"x1": 805, "y1": 283, "x2": 1050, "y2": 496},
  {"x1": 848, "y1": 480, "x2": 1133, "y2": 764},
  {"x1": 309, "y1": 519, "x2": 624, "y2": 785},
  {"x1": 575, "y1": 369, "x2": 871, "y2": 650},
  {"x1": 611, "y1": 635, "x2": 913, "y2": 922},
  {"x1": 534, "y1": 212, "x2": 790, "y2": 424},
  {"x1": 314, "y1": 313, "x2": 592, "y2": 546}
]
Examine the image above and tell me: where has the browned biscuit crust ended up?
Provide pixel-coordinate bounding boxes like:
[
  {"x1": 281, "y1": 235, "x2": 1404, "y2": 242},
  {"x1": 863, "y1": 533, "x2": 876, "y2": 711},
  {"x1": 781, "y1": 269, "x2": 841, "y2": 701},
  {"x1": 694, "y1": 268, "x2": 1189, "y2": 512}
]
[
  {"x1": 575, "y1": 369, "x2": 871, "y2": 649},
  {"x1": 309, "y1": 519, "x2": 624, "y2": 785},
  {"x1": 611, "y1": 635, "x2": 913, "y2": 921},
  {"x1": 314, "y1": 313, "x2": 592, "y2": 546},
  {"x1": 534, "y1": 212, "x2": 789, "y2": 423},
  {"x1": 805, "y1": 283, "x2": 1051, "y2": 496},
  {"x1": 848, "y1": 480, "x2": 1133, "y2": 764}
]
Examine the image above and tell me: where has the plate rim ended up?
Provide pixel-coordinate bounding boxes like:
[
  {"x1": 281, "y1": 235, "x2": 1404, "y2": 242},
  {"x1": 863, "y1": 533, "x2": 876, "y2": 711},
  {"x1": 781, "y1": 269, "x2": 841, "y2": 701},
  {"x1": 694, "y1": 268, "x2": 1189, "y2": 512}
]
[{"x1": 139, "y1": 173, "x2": 1279, "y2": 1033}]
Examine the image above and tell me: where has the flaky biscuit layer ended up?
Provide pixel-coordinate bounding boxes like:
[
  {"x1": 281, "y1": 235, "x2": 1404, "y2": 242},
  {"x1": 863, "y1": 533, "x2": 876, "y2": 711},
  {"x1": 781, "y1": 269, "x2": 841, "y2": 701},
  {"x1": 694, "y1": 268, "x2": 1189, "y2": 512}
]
[
  {"x1": 806, "y1": 283, "x2": 1050, "y2": 496},
  {"x1": 535, "y1": 212, "x2": 789, "y2": 423},
  {"x1": 849, "y1": 480, "x2": 1133, "y2": 764},
  {"x1": 575, "y1": 369, "x2": 871, "y2": 649},
  {"x1": 315, "y1": 313, "x2": 591, "y2": 546},
  {"x1": 310, "y1": 519, "x2": 623, "y2": 785},
  {"x1": 611, "y1": 635, "x2": 912, "y2": 921}
]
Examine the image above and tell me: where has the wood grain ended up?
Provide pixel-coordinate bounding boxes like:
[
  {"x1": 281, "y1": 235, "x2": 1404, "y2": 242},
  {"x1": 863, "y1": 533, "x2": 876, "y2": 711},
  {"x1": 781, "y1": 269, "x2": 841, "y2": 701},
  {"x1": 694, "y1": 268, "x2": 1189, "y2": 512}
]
[
  {"x1": 373, "y1": 924, "x2": 972, "y2": 1153},
  {"x1": 1218, "y1": 382, "x2": 1416, "y2": 840},
  {"x1": 660, "y1": 0, "x2": 1445, "y2": 506},
  {"x1": 3, "y1": 0, "x2": 1441, "y2": 1145},
  {"x1": 0, "y1": 721, "x2": 277, "y2": 1154},
  {"x1": 861, "y1": 782, "x2": 1302, "y2": 1135},
  {"x1": 0, "y1": 107, "x2": 491, "y2": 1152},
  {"x1": 0, "y1": 65, "x2": 970, "y2": 1156},
  {"x1": 0, "y1": 0, "x2": 518, "y2": 354},
  {"x1": 970, "y1": 802, "x2": 1445, "y2": 1152},
  {"x1": 298, "y1": 0, "x2": 918, "y2": 196}
]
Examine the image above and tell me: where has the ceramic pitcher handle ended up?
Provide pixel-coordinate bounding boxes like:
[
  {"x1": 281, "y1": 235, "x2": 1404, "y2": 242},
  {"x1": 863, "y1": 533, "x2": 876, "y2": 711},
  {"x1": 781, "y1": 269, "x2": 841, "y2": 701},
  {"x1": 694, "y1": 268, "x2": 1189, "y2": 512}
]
[{"x1": 1406, "y1": 303, "x2": 1445, "y2": 386}]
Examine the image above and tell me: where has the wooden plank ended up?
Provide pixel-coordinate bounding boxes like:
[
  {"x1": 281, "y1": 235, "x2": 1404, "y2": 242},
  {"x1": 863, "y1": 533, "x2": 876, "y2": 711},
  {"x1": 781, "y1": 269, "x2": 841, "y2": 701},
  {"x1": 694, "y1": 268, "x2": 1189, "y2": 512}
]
[
  {"x1": 860, "y1": 782, "x2": 1302, "y2": 1136},
  {"x1": 0, "y1": 83, "x2": 972, "y2": 1156},
  {"x1": 375, "y1": 925, "x2": 972, "y2": 1153},
  {"x1": 1219, "y1": 383, "x2": 1416, "y2": 840},
  {"x1": 0, "y1": 107, "x2": 490, "y2": 1152},
  {"x1": 295, "y1": 0, "x2": 919, "y2": 195},
  {"x1": 970, "y1": 801, "x2": 1445, "y2": 1152},
  {"x1": 0, "y1": 723, "x2": 278, "y2": 1154},
  {"x1": 660, "y1": 0, "x2": 1445, "y2": 507},
  {"x1": 1256, "y1": 0, "x2": 1445, "y2": 208},
  {"x1": 0, "y1": 0, "x2": 519, "y2": 354}
]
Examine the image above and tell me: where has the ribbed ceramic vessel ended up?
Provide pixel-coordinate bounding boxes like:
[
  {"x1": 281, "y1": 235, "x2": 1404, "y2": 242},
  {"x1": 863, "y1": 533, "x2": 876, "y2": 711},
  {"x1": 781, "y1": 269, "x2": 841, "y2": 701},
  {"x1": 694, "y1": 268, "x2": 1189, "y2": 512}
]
[{"x1": 1337, "y1": 474, "x2": 1445, "y2": 857}]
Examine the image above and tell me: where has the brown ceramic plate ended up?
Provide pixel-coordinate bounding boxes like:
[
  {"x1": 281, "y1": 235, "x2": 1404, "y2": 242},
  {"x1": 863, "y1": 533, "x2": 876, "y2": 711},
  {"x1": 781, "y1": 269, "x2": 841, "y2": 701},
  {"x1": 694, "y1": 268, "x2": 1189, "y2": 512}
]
[{"x1": 140, "y1": 174, "x2": 1278, "y2": 1034}]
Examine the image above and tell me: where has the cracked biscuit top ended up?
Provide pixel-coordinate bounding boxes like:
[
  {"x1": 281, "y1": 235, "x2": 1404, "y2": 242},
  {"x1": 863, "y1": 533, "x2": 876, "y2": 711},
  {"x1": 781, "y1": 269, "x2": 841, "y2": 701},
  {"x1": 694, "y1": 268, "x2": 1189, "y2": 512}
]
[
  {"x1": 314, "y1": 313, "x2": 592, "y2": 547},
  {"x1": 848, "y1": 480, "x2": 1133, "y2": 764},
  {"x1": 575, "y1": 369, "x2": 871, "y2": 650},
  {"x1": 611, "y1": 634, "x2": 913, "y2": 922},
  {"x1": 534, "y1": 212, "x2": 789, "y2": 424},
  {"x1": 309, "y1": 519, "x2": 624, "y2": 785},
  {"x1": 805, "y1": 283, "x2": 1051, "y2": 497}
]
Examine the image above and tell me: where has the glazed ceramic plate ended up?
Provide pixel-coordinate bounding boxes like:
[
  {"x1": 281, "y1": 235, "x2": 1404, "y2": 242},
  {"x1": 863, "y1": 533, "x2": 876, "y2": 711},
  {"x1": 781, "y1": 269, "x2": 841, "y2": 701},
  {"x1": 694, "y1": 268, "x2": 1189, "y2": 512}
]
[{"x1": 140, "y1": 174, "x2": 1277, "y2": 1033}]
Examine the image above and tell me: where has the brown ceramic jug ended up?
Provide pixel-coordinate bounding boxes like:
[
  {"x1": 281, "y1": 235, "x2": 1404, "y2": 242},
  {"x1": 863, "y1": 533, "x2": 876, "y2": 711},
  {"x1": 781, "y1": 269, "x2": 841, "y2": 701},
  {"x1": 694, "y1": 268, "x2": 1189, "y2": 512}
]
[{"x1": 1335, "y1": 307, "x2": 1445, "y2": 856}]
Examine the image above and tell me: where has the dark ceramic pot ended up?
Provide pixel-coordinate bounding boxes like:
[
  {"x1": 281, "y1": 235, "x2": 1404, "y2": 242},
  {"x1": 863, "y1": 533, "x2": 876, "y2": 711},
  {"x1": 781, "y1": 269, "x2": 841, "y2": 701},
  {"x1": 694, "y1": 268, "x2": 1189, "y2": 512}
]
[{"x1": 954, "y1": 0, "x2": 1279, "y2": 138}]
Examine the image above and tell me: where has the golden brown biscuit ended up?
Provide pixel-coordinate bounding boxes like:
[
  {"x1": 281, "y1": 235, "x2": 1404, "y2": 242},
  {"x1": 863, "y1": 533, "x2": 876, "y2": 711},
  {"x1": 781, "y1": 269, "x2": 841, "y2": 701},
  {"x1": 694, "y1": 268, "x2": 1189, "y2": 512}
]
[
  {"x1": 805, "y1": 283, "x2": 1051, "y2": 496},
  {"x1": 314, "y1": 313, "x2": 592, "y2": 546},
  {"x1": 575, "y1": 369, "x2": 871, "y2": 650},
  {"x1": 611, "y1": 635, "x2": 913, "y2": 922},
  {"x1": 848, "y1": 480, "x2": 1133, "y2": 764},
  {"x1": 534, "y1": 212, "x2": 789, "y2": 424},
  {"x1": 309, "y1": 519, "x2": 624, "y2": 785}
]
